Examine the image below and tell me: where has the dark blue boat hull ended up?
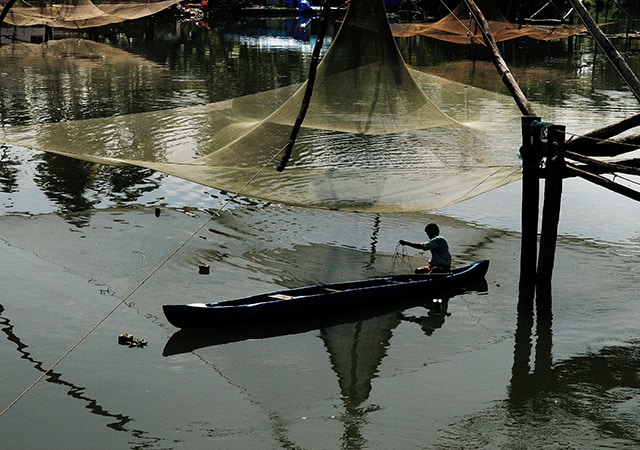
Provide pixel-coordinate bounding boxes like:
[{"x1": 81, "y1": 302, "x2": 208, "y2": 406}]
[{"x1": 163, "y1": 260, "x2": 489, "y2": 329}]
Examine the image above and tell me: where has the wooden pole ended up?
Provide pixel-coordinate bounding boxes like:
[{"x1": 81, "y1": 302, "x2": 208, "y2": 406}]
[
  {"x1": 278, "y1": 0, "x2": 332, "y2": 172},
  {"x1": 0, "y1": 0, "x2": 19, "y2": 30},
  {"x1": 536, "y1": 125, "x2": 566, "y2": 317},
  {"x1": 565, "y1": 112, "x2": 640, "y2": 154},
  {"x1": 463, "y1": 0, "x2": 536, "y2": 116},
  {"x1": 462, "y1": 0, "x2": 543, "y2": 310},
  {"x1": 518, "y1": 116, "x2": 542, "y2": 311},
  {"x1": 567, "y1": 0, "x2": 640, "y2": 103},
  {"x1": 565, "y1": 163, "x2": 640, "y2": 202}
]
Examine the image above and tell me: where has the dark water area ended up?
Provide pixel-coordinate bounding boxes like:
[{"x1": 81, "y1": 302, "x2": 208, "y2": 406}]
[{"x1": 1, "y1": 15, "x2": 640, "y2": 449}]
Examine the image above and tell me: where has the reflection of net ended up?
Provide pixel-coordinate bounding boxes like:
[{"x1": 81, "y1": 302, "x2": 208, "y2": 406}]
[
  {"x1": 1, "y1": 0, "x2": 523, "y2": 212},
  {"x1": 1, "y1": 0, "x2": 180, "y2": 28},
  {"x1": 391, "y1": 0, "x2": 585, "y2": 44}
]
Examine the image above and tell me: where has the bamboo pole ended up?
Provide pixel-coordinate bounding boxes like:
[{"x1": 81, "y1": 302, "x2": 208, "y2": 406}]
[
  {"x1": 565, "y1": 150, "x2": 640, "y2": 176},
  {"x1": 278, "y1": 0, "x2": 331, "y2": 172},
  {"x1": 567, "y1": 132, "x2": 640, "y2": 157},
  {"x1": 565, "y1": 163, "x2": 640, "y2": 202},
  {"x1": 567, "y1": 0, "x2": 640, "y2": 103},
  {"x1": 463, "y1": 0, "x2": 537, "y2": 116},
  {"x1": 0, "y1": 0, "x2": 19, "y2": 30}
]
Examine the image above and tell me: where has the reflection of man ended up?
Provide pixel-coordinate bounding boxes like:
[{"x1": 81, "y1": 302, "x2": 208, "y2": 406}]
[
  {"x1": 399, "y1": 223, "x2": 451, "y2": 274},
  {"x1": 400, "y1": 299, "x2": 450, "y2": 336}
]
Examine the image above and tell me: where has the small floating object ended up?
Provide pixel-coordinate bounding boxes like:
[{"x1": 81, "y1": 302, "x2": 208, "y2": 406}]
[
  {"x1": 118, "y1": 333, "x2": 133, "y2": 345},
  {"x1": 199, "y1": 264, "x2": 210, "y2": 275},
  {"x1": 118, "y1": 333, "x2": 148, "y2": 348},
  {"x1": 154, "y1": 207, "x2": 161, "y2": 217}
]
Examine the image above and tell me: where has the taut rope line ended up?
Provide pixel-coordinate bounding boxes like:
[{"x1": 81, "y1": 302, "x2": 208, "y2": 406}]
[{"x1": 0, "y1": 145, "x2": 285, "y2": 417}]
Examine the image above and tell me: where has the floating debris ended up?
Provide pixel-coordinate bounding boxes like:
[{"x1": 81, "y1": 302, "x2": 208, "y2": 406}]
[
  {"x1": 118, "y1": 333, "x2": 148, "y2": 348},
  {"x1": 198, "y1": 264, "x2": 210, "y2": 275}
]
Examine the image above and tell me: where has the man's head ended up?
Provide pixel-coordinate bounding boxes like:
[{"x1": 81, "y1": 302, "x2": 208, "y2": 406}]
[{"x1": 425, "y1": 223, "x2": 439, "y2": 239}]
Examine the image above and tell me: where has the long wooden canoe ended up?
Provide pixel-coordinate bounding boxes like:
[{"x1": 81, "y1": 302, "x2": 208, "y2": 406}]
[{"x1": 162, "y1": 260, "x2": 489, "y2": 329}]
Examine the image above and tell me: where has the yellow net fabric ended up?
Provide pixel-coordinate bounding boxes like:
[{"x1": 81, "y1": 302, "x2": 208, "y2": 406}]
[
  {"x1": 0, "y1": 0, "x2": 523, "y2": 212},
  {"x1": 1, "y1": 0, "x2": 180, "y2": 28},
  {"x1": 391, "y1": 0, "x2": 585, "y2": 44}
]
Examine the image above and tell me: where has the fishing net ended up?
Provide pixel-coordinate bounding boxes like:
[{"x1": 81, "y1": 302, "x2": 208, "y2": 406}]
[
  {"x1": 0, "y1": 0, "x2": 180, "y2": 29},
  {"x1": 0, "y1": 0, "x2": 524, "y2": 212},
  {"x1": 391, "y1": 0, "x2": 586, "y2": 44}
]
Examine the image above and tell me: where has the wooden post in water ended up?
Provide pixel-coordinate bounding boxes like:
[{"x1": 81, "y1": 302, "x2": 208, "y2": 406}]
[
  {"x1": 536, "y1": 125, "x2": 566, "y2": 317},
  {"x1": 518, "y1": 116, "x2": 542, "y2": 311}
]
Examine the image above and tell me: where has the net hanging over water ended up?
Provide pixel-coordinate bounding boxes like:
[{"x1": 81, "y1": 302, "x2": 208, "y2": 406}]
[
  {"x1": 0, "y1": 0, "x2": 180, "y2": 28},
  {"x1": 0, "y1": 0, "x2": 524, "y2": 212},
  {"x1": 391, "y1": 0, "x2": 586, "y2": 44}
]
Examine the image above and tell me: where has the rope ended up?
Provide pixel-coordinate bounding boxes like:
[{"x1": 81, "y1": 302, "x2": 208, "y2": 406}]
[
  {"x1": 0, "y1": 144, "x2": 286, "y2": 417},
  {"x1": 390, "y1": 243, "x2": 416, "y2": 274},
  {"x1": 438, "y1": 0, "x2": 473, "y2": 35}
]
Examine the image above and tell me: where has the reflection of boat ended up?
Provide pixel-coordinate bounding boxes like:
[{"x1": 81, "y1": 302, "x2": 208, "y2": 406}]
[
  {"x1": 162, "y1": 260, "x2": 489, "y2": 329},
  {"x1": 162, "y1": 277, "x2": 488, "y2": 355}
]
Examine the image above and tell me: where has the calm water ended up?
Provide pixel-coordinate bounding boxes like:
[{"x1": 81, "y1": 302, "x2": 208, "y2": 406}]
[{"x1": 1, "y1": 17, "x2": 640, "y2": 449}]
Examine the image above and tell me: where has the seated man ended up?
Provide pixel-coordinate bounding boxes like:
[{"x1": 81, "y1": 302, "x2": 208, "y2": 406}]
[{"x1": 399, "y1": 223, "x2": 451, "y2": 274}]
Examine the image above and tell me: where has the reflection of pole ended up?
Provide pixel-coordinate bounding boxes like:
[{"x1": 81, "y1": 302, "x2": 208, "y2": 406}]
[
  {"x1": 510, "y1": 312, "x2": 533, "y2": 401},
  {"x1": 368, "y1": 215, "x2": 380, "y2": 268},
  {"x1": 509, "y1": 313, "x2": 553, "y2": 403}
]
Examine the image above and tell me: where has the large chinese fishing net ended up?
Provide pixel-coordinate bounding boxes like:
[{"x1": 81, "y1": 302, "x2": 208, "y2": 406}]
[
  {"x1": 0, "y1": 0, "x2": 524, "y2": 212},
  {"x1": 391, "y1": 0, "x2": 585, "y2": 44},
  {"x1": 0, "y1": 0, "x2": 180, "y2": 28}
]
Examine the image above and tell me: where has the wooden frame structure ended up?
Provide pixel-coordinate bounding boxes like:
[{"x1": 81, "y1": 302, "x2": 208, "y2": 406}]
[{"x1": 464, "y1": 0, "x2": 640, "y2": 317}]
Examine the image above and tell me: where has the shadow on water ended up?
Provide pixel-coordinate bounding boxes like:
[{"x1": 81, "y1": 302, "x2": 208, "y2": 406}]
[
  {"x1": 0, "y1": 304, "x2": 163, "y2": 446},
  {"x1": 162, "y1": 279, "x2": 487, "y2": 355}
]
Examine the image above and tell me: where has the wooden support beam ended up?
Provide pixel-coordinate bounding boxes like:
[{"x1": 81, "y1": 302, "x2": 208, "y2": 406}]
[
  {"x1": 565, "y1": 151, "x2": 640, "y2": 177},
  {"x1": 567, "y1": 132, "x2": 640, "y2": 157},
  {"x1": 565, "y1": 163, "x2": 640, "y2": 202}
]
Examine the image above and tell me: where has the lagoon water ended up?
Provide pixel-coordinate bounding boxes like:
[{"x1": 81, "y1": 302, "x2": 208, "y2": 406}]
[{"x1": 1, "y1": 17, "x2": 640, "y2": 448}]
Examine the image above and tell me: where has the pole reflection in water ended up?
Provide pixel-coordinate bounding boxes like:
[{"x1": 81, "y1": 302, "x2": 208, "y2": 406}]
[
  {"x1": 509, "y1": 307, "x2": 640, "y2": 443},
  {"x1": 0, "y1": 305, "x2": 160, "y2": 443}
]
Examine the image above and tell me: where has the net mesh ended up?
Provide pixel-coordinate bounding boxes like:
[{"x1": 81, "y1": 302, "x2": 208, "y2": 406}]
[
  {"x1": 1, "y1": 0, "x2": 180, "y2": 29},
  {"x1": 391, "y1": 0, "x2": 585, "y2": 44},
  {"x1": 0, "y1": 0, "x2": 524, "y2": 212}
]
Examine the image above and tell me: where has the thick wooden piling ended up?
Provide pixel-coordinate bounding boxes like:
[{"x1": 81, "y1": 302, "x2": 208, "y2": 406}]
[
  {"x1": 536, "y1": 125, "x2": 566, "y2": 317},
  {"x1": 518, "y1": 116, "x2": 542, "y2": 312}
]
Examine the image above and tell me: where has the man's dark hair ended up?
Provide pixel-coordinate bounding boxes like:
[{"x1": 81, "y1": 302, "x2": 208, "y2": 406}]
[{"x1": 425, "y1": 223, "x2": 439, "y2": 238}]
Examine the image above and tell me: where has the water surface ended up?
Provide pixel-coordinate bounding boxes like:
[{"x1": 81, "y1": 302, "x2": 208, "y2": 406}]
[{"x1": 1, "y1": 18, "x2": 640, "y2": 449}]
